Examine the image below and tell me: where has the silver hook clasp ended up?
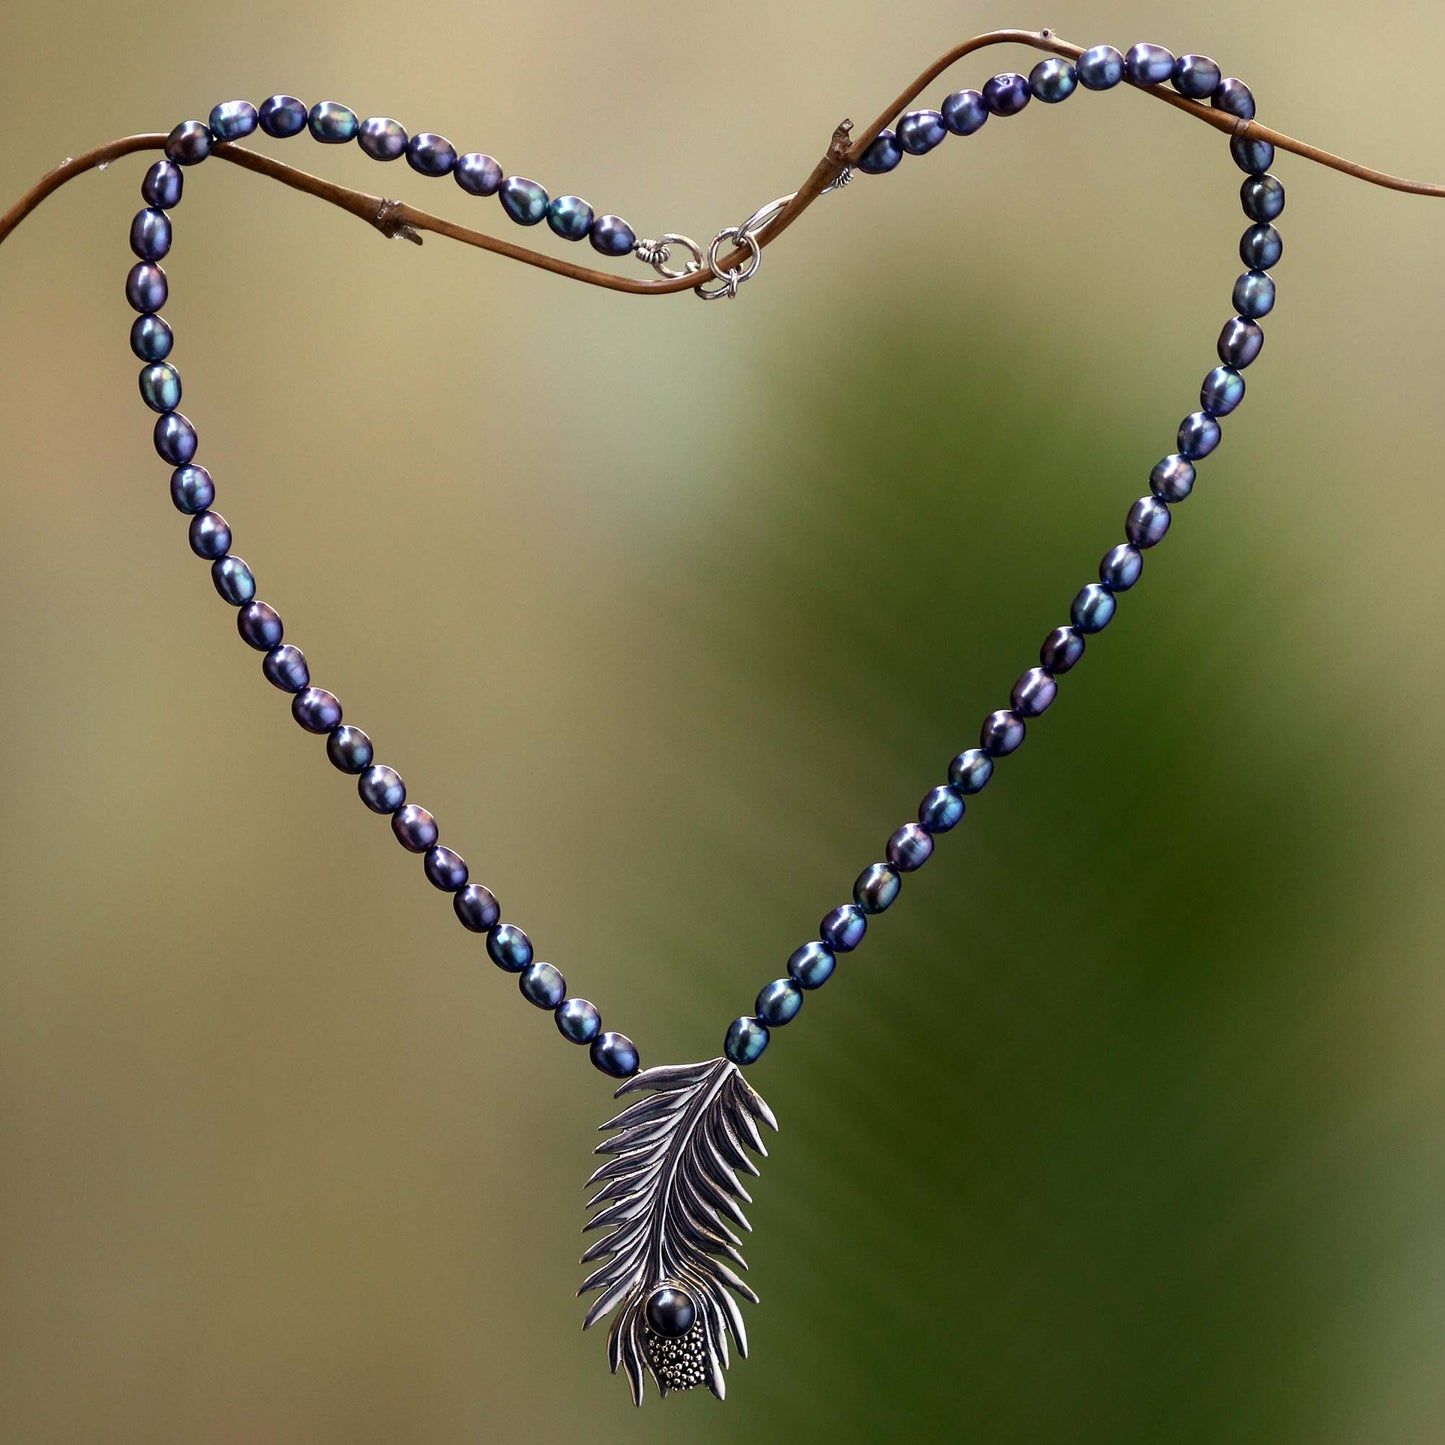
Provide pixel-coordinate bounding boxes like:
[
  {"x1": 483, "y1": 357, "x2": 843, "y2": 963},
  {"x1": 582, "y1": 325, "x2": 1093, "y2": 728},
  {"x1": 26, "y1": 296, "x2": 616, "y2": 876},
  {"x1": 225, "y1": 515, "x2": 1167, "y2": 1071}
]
[{"x1": 633, "y1": 124, "x2": 853, "y2": 300}]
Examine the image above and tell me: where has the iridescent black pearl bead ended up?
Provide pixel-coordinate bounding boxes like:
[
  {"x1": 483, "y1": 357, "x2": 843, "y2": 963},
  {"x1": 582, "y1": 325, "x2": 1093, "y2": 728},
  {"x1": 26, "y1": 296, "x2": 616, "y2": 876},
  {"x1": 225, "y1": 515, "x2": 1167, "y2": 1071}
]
[
  {"x1": 358, "y1": 764, "x2": 405, "y2": 812},
  {"x1": 258, "y1": 94, "x2": 308, "y2": 138},
  {"x1": 263, "y1": 643, "x2": 309, "y2": 691},
  {"x1": 308, "y1": 101, "x2": 358, "y2": 143},
  {"x1": 1219, "y1": 315, "x2": 1265, "y2": 368},
  {"x1": 424, "y1": 845, "x2": 468, "y2": 892},
  {"x1": 854, "y1": 862, "x2": 900, "y2": 914},
  {"x1": 724, "y1": 1017, "x2": 769, "y2": 1066},
  {"x1": 1178, "y1": 411, "x2": 1222, "y2": 460},
  {"x1": 1041, "y1": 626, "x2": 1085, "y2": 673},
  {"x1": 390, "y1": 802, "x2": 437, "y2": 851},
  {"x1": 858, "y1": 129, "x2": 903, "y2": 173},
  {"x1": 1232, "y1": 270, "x2": 1275, "y2": 319},
  {"x1": 646, "y1": 1287, "x2": 696, "y2": 1337},
  {"x1": 591, "y1": 1031, "x2": 640, "y2": 1078},
  {"x1": 547, "y1": 194, "x2": 594, "y2": 241},
  {"x1": 1125, "y1": 43, "x2": 1175, "y2": 86},
  {"x1": 131, "y1": 314, "x2": 173, "y2": 362},
  {"x1": 208, "y1": 100, "x2": 257, "y2": 142},
  {"x1": 326, "y1": 724, "x2": 372, "y2": 773},
  {"x1": 130, "y1": 208, "x2": 172, "y2": 261},
  {"x1": 1126, "y1": 496, "x2": 1171, "y2": 549},
  {"x1": 187, "y1": 509, "x2": 230, "y2": 558},
  {"x1": 237, "y1": 599, "x2": 283, "y2": 651},
  {"x1": 1240, "y1": 174, "x2": 1285, "y2": 223},
  {"x1": 1213, "y1": 77, "x2": 1256, "y2": 120},
  {"x1": 1240, "y1": 224, "x2": 1282, "y2": 270},
  {"x1": 1072, "y1": 582, "x2": 1116, "y2": 634},
  {"x1": 293, "y1": 687, "x2": 342, "y2": 734},
  {"x1": 520, "y1": 960, "x2": 566, "y2": 1009},
  {"x1": 165, "y1": 121, "x2": 212, "y2": 166},
  {"x1": 980, "y1": 709, "x2": 1025, "y2": 757},
  {"x1": 887, "y1": 823, "x2": 933, "y2": 872},
  {"x1": 154, "y1": 412, "x2": 197, "y2": 465},
  {"x1": 1011, "y1": 666, "x2": 1058, "y2": 716},
  {"x1": 897, "y1": 108, "x2": 947, "y2": 154},
  {"x1": 1099, "y1": 542, "x2": 1143, "y2": 591},
  {"x1": 787, "y1": 941, "x2": 836, "y2": 989},
  {"x1": 284, "y1": 678, "x2": 333, "y2": 728},
  {"x1": 1076, "y1": 44, "x2": 1124, "y2": 90},
  {"x1": 170, "y1": 464, "x2": 213, "y2": 513},
  {"x1": 756, "y1": 978, "x2": 802, "y2": 1026},
  {"x1": 1173, "y1": 54, "x2": 1221, "y2": 99},
  {"x1": 141, "y1": 160, "x2": 183, "y2": 209},
  {"x1": 126, "y1": 262, "x2": 166, "y2": 313},
  {"x1": 1201, "y1": 365, "x2": 1245, "y2": 417},
  {"x1": 498, "y1": 176, "x2": 549, "y2": 225},
  {"x1": 1029, "y1": 58, "x2": 1076, "y2": 103},
  {"x1": 589, "y1": 214, "x2": 635, "y2": 256},
  {"x1": 211, "y1": 555, "x2": 255, "y2": 605},
  {"x1": 947, "y1": 747, "x2": 994, "y2": 792},
  {"x1": 453, "y1": 882, "x2": 500, "y2": 932},
  {"x1": 941, "y1": 88, "x2": 988, "y2": 134},
  {"x1": 1230, "y1": 135, "x2": 1274, "y2": 175},
  {"x1": 486, "y1": 922, "x2": 533, "y2": 972},
  {"x1": 820, "y1": 904, "x2": 866, "y2": 952},
  {"x1": 139, "y1": 362, "x2": 181, "y2": 413},
  {"x1": 358, "y1": 116, "x2": 407, "y2": 161},
  {"x1": 555, "y1": 996, "x2": 600, "y2": 1044},
  {"x1": 982, "y1": 72, "x2": 1030, "y2": 115},
  {"x1": 918, "y1": 784, "x2": 965, "y2": 832},
  {"x1": 407, "y1": 132, "x2": 457, "y2": 176},
  {"x1": 1150, "y1": 453, "x2": 1196, "y2": 501},
  {"x1": 455, "y1": 152, "x2": 504, "y2": 196}
]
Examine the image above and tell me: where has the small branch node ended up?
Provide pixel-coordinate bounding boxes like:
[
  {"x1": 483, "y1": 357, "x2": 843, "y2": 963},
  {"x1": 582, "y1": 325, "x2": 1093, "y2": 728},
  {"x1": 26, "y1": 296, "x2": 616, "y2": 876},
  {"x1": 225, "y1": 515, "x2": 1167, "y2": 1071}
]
[{"x1": 373, "y1": 198, "x2": 424, "y2": 245}]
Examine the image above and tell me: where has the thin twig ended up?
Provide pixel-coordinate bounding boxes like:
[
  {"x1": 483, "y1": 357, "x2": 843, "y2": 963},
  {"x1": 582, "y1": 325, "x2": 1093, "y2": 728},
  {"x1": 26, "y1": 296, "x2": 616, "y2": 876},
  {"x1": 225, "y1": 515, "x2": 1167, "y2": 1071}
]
[{"x1": 1, "y1": 27, "x2": 1440, "y2": 296}]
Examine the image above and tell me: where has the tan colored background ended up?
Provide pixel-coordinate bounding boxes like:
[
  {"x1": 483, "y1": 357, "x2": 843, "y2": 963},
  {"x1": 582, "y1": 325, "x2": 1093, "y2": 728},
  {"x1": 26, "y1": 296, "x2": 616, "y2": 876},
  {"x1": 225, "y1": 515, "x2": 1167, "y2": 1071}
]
[{"x1": 3, "y1": 2, "x2": 1445, "y2": 1441}]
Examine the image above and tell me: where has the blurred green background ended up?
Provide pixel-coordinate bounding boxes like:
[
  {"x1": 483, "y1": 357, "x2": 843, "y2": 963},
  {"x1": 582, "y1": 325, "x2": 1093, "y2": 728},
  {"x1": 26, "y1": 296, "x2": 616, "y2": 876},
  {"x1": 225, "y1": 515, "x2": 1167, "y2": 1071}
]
[{"x1": 3, "y1": 2, "x2": 1445, "y2": 1441}]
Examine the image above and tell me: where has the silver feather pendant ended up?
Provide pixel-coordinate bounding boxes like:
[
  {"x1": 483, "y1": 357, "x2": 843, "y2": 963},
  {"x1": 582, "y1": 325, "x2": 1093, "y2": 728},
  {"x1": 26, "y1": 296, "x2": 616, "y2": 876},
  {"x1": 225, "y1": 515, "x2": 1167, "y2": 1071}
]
[{"x1": 578, "y1": 1057, "x2": 778, "y2": 1404}]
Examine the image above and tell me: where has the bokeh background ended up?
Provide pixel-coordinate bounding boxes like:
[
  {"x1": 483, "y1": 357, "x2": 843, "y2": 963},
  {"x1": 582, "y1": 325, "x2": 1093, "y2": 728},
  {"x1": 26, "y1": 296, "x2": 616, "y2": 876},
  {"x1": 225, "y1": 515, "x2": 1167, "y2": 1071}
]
[{"x1": 3, "y1": 2, "x2": 1444, "y2": 1441}]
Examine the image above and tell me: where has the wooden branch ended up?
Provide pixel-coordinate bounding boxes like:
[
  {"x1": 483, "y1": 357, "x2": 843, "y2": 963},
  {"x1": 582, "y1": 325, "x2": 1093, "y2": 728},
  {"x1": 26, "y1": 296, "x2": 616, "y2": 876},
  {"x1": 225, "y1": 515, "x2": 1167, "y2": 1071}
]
[{"x1": 2, "y1": 28, "x2": 1440, "y2": 297}]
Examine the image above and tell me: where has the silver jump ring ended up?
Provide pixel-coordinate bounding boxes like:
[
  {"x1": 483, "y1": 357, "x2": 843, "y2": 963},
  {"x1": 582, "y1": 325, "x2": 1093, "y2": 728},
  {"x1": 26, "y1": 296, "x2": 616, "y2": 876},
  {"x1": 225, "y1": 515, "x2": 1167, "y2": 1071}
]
[
  {"x1": 695, "y1": 227, "x2": 762, "y2": 300},
  {"x1": 642, "y1": 232, "x2": 704, "y2": 280}
]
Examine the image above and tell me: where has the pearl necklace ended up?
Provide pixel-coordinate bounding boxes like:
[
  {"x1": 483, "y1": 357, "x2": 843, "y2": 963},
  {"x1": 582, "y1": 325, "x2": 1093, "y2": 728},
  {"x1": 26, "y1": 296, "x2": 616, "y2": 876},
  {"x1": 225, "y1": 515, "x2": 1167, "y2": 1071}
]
[{"x1": 116, "y1": 37, "x2": 1277, "y2": 1404}]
